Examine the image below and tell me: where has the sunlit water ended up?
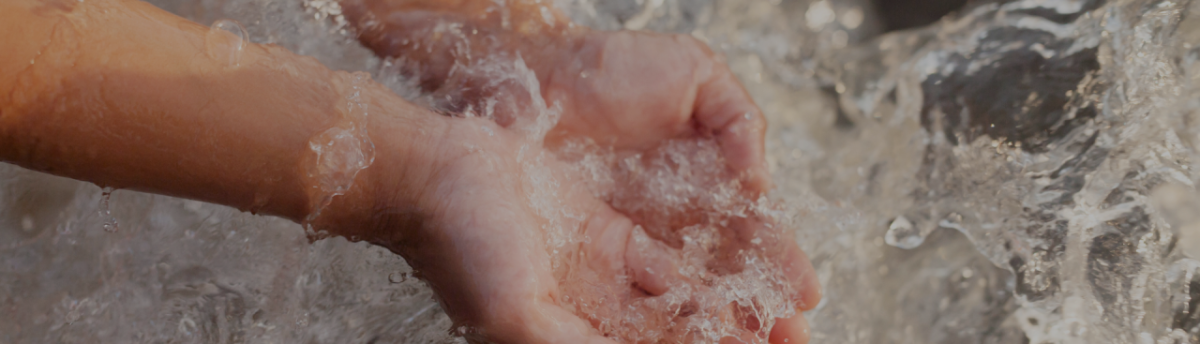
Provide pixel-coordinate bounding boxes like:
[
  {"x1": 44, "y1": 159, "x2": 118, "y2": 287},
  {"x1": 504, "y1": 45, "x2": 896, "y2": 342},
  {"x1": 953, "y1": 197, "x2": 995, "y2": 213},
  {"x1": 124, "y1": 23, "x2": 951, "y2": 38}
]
[{"x1": 3, "y1": 0, "x2": 1200, "y2": 343}]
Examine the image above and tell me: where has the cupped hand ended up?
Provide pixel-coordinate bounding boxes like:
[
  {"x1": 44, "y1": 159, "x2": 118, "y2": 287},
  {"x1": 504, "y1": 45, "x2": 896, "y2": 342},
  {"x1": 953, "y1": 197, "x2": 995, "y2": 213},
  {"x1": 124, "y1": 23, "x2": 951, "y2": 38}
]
[
  {"x1": 538, "y1": 32, "x2": 819, "y2": 343},
  {"x1": 358, "y1": 116, "x2": 816, "y2": 344},
  {"x1": 541, "y1": 30, "x2": 771, "y2": 193},
  {"x1": 333, "y1": 2, "x2": 815, "y2": 341},
  {"x1": 337, "y1": 0, "x2": 770, "y2": 192}
]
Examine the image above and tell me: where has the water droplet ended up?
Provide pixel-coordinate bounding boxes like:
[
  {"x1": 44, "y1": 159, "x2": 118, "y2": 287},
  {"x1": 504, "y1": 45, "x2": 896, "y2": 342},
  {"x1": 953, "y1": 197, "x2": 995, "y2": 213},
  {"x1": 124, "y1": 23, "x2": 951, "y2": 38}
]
[
  {"x1": 884, "y1": 216, "x2": 922, "y2": 249},
  {"x1": 100, "y1": 188, "x2": 118, "y2": 233},
  {"x1": 206, "y1": 19, "x2": 247, "y2": 68},
  {"x1": 388, "y1": 272, "x2": 409, "y2": 284},
  {"x1": 302, "y1": 224, "x2": 332, "y2": 244}
]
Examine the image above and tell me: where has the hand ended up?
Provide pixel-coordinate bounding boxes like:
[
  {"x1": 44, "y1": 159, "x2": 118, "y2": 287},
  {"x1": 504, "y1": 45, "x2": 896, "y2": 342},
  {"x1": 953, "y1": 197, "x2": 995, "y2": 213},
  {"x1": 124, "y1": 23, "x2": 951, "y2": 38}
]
[
  {"x1": 0, "y1": 1, "x2": 816, "y2": 342},
  {"x1": 541, "y1": 30, "x2": 771, "y2": 193},
  {"x1": 338, "y1": 0, "x2": 770, "y2": 192},
  {"x1": 332, "y1": 2, "x2": 815, "y2": 341},
  {"x1": 531, "y1": 31, "x2": 817, "y2": 344},
  {"x1": 335, "y1": 115, "x2": 818, "y2": 343}
]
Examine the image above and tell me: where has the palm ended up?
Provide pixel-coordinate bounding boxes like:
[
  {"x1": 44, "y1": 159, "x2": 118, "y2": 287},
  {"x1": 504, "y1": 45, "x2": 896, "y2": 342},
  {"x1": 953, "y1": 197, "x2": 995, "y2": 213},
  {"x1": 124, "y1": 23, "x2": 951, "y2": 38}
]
[
  {"x1": 389, "y1": 117, "x2": 817, "y2": 344},
  {"x1": 392, "y1": 118, "x2": 679, "y2": 343}
]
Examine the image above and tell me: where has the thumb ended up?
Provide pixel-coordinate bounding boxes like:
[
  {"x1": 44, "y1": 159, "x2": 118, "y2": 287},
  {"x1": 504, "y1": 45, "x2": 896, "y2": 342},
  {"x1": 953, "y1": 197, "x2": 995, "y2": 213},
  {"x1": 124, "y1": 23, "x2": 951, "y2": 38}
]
[{"x1": 691, "y1": 49, "x2": 771, "y2": 193}]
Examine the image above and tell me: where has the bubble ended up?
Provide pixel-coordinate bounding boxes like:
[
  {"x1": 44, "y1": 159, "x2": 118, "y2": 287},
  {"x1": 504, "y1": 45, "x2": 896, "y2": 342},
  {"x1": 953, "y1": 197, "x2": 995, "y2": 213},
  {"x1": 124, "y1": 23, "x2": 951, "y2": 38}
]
[
  {"x1": 206, "y1": 19, "x2": 247, "y2": 68},
  {"x1": 99, "y1": 187, "x2": 118, "y2": 233},
  {"x1": 388, "y1": 272, "x2": 409, "y2": 284},
  {"x1": 884, "y1": 216, "x2": 921, "y2": 249}
]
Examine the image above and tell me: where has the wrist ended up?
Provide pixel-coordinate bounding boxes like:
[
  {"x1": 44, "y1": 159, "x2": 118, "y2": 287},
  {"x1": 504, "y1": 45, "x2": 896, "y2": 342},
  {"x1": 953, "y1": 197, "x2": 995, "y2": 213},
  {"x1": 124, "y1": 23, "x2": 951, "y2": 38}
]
[{"x1": 302, "y1": 81, "x2": 451, "y2": 246}]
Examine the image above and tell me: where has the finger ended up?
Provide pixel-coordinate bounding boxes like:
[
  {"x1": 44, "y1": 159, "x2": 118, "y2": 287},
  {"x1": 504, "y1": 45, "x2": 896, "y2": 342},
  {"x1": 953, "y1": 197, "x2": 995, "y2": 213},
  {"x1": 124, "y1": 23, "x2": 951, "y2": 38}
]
[
  {"x1": 338, "y1": 0, "x2": 395, "y2": 55},
  {"x1": 781, "y1": 238, "x2": 821, "y2": 311},
  {"x1": 337, "y1": 0, "x2": 458, "y2": 89},
  {"x1": 336, "y1": 0, "x2": 372, "y2": 33},
  {"x1": 580, "y1": 204, "x2": 636, "y2": 278},
  {"x1": 728, "y1": 217, "x2": 820, "y2": 310},
  {"x1": 690, "y1": 48, "x2": 771, "y2": 193},
  {"x1": 728, "y1": 215, "x2": 764, "y2": 244},
  {"x1": 625, "y1": 225, "x2": 684, "y2": 296},
  {"x1": 769, "y1": 314, "x2": 810, "y2": 344}
]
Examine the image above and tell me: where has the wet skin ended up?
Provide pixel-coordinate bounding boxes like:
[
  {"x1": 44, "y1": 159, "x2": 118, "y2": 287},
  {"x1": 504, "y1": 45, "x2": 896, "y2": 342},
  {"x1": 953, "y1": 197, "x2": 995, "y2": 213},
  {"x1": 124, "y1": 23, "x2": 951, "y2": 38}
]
[
  {"x1": 0, "y1": 0, "x2": 819, "y2": 343},
  {"x1": 340, "y1": 0, "x2": 773, "y2": 192}
]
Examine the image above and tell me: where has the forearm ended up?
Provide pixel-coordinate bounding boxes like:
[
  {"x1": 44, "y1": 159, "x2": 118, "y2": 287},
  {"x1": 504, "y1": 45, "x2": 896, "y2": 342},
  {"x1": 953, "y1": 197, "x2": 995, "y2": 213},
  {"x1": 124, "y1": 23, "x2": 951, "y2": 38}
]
[{"x1": 0, "y1": 0, "x2": 439, "y2": 233}]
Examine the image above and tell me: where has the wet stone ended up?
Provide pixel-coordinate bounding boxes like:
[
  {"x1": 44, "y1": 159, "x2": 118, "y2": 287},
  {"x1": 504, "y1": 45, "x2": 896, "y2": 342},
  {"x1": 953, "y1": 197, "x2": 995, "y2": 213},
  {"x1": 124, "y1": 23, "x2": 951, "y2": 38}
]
[
  {"x1": 920, "y1": 29, "x2": 1102, "y2": 153},
  {"x1": 1006, "y1": 0, "x2": 1108, "y2": 24},
  {"x1": 1009, "y1": 250, "x2": 1062, "y2": 302},
  {"x1": 1087, "y1": 208, "x2": 1156, "y2": 308},
  {"x1": 1173, "y1": 278, "x2": 1200, "y2": 340}
]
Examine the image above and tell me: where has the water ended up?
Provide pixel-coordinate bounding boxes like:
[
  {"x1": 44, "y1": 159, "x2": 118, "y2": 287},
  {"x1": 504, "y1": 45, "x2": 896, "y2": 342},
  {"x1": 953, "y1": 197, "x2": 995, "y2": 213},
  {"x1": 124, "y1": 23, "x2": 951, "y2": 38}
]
[
  {"x1": 885, "y1": 216, "x2": 922, "y2": 249},
  {"x1": 550, "y1": 137, "x2": 801, "y2": 342},
  {"x1": 3, "y1": 0, "x2": 1200, "y2": 343},
  {"x1": 305, "y1": 71, "x2": 375, "y2": 226},
  {"x1": 206, "y1": 19, "x2": 249, "y2": 67},
  {"x1": 100, "y1": 187, "x2": 119, "y2": 233}
]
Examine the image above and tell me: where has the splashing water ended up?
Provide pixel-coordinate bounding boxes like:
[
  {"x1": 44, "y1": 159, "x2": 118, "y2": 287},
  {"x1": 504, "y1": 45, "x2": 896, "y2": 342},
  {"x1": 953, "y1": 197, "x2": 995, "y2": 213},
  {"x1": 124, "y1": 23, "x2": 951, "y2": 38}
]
[
  {"x1": 3, "y1": 0, "x2": 1200, "y2": 343},
  {"x1": 391, "y1": 35, "x2": 802, "y2": 340},
  {"x1": 304, "y1": 71, "x2": 376, "y2": 231}
]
